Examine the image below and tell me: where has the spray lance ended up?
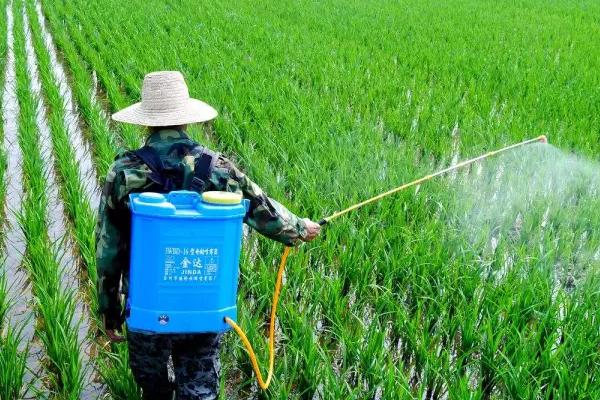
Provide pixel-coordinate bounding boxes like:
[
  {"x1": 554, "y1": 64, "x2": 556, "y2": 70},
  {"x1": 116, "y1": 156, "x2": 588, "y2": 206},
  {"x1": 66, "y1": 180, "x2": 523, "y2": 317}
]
[{"x1": 224, "y1": 135, "x2": 548, "y2": 390}]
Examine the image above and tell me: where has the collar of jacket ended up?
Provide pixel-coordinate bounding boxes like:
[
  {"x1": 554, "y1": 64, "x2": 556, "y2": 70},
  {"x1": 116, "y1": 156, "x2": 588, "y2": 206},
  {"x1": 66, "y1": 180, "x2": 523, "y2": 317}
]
[{"x1": 145, "y1": 128, "x2": 190, "y2": 145}]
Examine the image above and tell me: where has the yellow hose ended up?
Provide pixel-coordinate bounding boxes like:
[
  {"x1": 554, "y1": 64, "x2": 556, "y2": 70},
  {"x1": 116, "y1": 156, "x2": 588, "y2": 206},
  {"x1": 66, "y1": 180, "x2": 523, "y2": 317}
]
[
  {"x1": 225, "y1": 135, "x2": 547, "y2": 390},
  {"x1": 224, "y1": 246, "x2": 291, "y2": 390}
]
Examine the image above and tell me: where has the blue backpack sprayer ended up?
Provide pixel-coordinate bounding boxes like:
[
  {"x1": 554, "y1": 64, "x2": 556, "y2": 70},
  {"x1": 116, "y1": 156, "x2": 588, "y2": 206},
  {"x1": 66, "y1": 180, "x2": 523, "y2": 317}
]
[
  {"x1": 127, "y1": 190, "x2": 248, "y2": 333},
  {"x1": 126, "y1": 135, "x2": 547, "y2": 389}
]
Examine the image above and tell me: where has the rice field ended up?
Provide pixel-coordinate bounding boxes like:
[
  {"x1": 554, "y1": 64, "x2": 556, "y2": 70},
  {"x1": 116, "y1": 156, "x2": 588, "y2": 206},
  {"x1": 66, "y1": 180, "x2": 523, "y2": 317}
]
[{"x1": 0, "y1": 0, "x2": 599, "y2": 398}]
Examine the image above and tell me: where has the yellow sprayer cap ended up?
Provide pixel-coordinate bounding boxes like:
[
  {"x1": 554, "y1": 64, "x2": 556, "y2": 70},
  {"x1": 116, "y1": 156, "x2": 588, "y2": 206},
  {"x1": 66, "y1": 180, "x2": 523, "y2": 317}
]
[{"x1": 201, "y1": 191, "x2": 242, "y2": 205}]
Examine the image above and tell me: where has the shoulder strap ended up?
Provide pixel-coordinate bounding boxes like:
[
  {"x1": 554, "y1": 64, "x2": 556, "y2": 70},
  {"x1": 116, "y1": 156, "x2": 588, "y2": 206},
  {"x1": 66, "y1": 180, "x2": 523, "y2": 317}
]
[
  {"x1": 195, "y1": 147, "x2": 217, "y2": 181},
  {"x1": 131, "y1": 143, "x2": 217, "y2": 193},
  {"x1": 132, "y1": 146, "x2": 163, "y2": 172},
  {"x1": 131, "y1": 146, "x2": 175, "y2": 192},
  {"x1": 190, "y1": 146, "x2": 218, "y2": 192}
]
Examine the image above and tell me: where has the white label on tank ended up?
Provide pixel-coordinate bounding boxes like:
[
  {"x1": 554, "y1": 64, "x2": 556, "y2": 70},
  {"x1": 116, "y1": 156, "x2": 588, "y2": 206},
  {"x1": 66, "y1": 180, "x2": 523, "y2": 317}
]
[{"x1": 163, "y1": 246, "x2": 220, "y2": 283}]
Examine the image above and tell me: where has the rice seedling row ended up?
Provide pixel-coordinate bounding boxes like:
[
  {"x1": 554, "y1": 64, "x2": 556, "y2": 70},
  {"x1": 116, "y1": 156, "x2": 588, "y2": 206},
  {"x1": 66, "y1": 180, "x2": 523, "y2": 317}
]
[{"x1": 1, "y1": 0, "x2": 26, "y2": 330}]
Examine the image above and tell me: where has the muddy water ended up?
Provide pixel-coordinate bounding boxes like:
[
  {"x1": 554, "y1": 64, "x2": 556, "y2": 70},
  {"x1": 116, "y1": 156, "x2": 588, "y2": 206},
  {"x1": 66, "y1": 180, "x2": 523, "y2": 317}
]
[
  {"x1": 33, "y1": 1, "x2": 100, "y2": 209},
  {"x1": 23, "y1": 9, "x2": 101, "y2": 399}
]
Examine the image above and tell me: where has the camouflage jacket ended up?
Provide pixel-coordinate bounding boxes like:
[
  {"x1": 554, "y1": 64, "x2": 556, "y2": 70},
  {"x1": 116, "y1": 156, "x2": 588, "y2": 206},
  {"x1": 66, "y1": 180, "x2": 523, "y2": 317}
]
[{"x1": 96, "y1": 129, "x2": 307, "y2": 326}]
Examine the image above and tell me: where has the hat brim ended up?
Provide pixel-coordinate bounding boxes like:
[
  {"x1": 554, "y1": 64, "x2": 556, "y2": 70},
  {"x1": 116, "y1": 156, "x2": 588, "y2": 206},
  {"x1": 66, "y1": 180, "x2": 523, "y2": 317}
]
[{"x1": 111, "y1": 99, "x2": 218, "y2": 126}]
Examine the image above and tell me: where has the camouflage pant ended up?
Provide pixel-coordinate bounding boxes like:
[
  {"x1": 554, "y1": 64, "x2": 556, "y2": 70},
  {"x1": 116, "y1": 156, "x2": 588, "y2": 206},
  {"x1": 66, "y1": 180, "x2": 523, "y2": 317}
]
[{"x1": 127, "y1": 330, "x2": 222, "y2": 400}]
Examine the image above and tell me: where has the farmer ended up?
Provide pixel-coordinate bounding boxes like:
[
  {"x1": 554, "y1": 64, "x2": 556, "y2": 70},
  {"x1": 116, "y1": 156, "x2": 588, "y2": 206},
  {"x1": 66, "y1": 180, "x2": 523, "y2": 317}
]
[{"x1": 96, "y1": 71, "x2": 321, "y2": 399}]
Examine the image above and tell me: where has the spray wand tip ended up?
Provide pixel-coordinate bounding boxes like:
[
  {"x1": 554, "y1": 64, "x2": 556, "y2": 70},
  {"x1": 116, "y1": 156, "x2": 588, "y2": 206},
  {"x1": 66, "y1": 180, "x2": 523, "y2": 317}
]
[{"x1": 538, "y1": 135, "x2": 548, "y2": 144}]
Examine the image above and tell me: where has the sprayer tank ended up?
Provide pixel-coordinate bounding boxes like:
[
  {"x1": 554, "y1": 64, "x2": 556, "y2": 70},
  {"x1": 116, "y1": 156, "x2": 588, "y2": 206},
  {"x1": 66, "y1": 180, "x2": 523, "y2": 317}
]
[{"x1": 127, "y1": 190, "x2": 249, "y2": 334}]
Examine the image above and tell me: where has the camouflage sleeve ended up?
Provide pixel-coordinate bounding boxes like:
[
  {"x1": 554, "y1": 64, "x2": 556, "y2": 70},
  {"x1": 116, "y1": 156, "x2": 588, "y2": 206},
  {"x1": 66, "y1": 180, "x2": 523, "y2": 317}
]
[
  {"x1": 208, "y1": 156, "x2": 307, "y2": 246},
  {"x1": 95, "y1": 160, "x2": 132, "y2": 327}
]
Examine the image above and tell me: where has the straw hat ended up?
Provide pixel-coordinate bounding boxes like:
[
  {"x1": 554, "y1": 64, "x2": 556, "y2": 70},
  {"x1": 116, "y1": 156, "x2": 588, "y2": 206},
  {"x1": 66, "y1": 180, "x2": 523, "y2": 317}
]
[{"x1": 112, "y1": 71, "x2": 218, "y2": 126}]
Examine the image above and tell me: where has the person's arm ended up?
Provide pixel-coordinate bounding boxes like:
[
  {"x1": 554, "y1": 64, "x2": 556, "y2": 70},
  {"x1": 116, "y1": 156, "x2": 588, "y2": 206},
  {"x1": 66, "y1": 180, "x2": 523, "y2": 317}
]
[
  {"x1": 209, "y1": 156, "x2": 320, "y2": 245},
  {"x1": 96, "y1": 163, "x2": 130, "y2": 341}
]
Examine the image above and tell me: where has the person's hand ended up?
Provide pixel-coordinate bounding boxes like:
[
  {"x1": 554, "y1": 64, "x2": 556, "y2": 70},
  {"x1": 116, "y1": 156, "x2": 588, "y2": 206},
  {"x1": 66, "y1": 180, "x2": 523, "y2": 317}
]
[
  {"x1": 103, "y1": 315, "x2": 126, "y2": 343},
  {"x1": 301, "y1": 219, "x2": 321, "y2": 242}
]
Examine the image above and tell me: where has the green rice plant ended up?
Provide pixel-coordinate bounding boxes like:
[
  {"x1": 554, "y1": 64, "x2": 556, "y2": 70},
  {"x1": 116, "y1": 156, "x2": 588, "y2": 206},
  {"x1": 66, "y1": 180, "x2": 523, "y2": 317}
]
[
  {"x1": 0, "y1": 322, "x2": 29, "y2": 400},
  {"x1": 95, "y1": 345, "x2": 140, "y2": 400},
  {"x1": 0, "y1": 274, "x2": 8, "y2": 329}
]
